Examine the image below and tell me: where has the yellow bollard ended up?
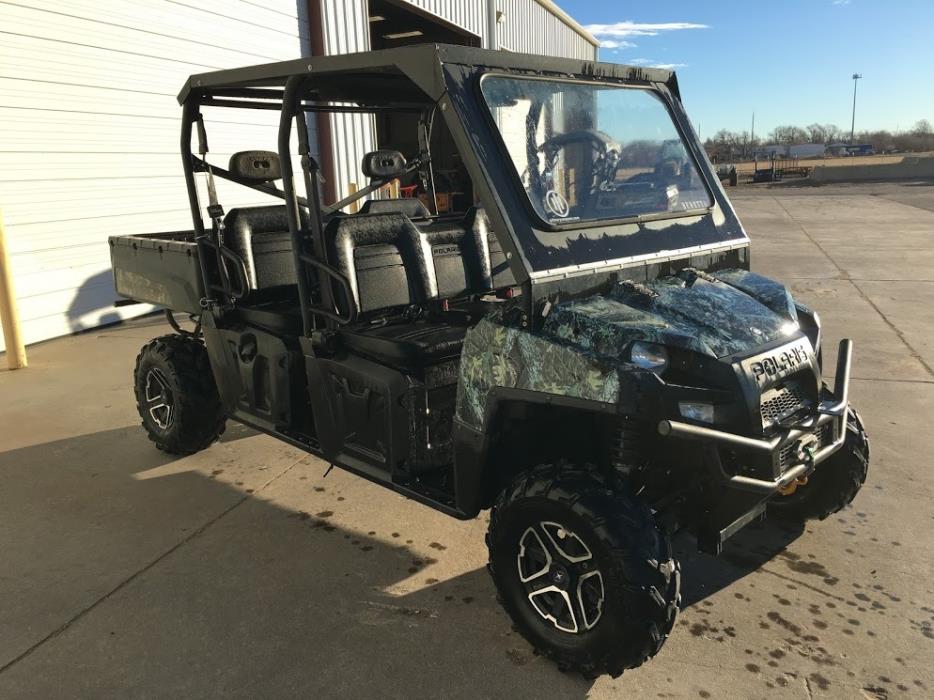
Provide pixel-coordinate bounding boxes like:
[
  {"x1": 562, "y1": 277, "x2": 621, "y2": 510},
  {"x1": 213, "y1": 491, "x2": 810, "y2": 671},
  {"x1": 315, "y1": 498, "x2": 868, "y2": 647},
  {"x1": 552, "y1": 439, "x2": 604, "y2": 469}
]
[{"x1": 0, "y1": 208, "x2": 27, "y2": 369}]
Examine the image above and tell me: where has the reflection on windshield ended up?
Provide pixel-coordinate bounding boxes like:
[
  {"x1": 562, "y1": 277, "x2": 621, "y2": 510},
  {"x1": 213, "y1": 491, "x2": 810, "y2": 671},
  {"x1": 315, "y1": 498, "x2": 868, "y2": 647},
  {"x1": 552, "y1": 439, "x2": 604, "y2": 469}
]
[{"x1": 480, "y1": 76, "x2": 713, "y2": 225}]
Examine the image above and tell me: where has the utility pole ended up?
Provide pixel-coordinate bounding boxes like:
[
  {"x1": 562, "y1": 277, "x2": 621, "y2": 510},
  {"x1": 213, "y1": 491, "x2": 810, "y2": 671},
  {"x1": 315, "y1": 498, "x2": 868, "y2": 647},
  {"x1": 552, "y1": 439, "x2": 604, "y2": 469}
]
[
  {"x1": 850, "y1": 73, "x2": 862, "y2": 144},
  {"x1": 751, "y1": 112, "x2": 755, "y2": 159}
]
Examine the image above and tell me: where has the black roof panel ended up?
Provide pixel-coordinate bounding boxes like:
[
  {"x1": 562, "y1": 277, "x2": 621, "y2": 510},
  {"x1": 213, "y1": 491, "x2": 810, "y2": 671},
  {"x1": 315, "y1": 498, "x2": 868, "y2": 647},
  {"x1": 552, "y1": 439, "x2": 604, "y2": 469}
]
[{"x1": 177, "y1": 43, "x2": 677, "y2": 105}]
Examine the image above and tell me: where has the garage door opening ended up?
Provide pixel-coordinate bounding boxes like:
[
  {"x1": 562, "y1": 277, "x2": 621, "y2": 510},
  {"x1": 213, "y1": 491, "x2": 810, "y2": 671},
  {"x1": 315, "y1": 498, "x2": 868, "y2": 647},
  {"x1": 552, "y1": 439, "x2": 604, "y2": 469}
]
[
  {"x1": 368, "y1": 0, "x2": 480, "y2": 213},
  {"x1": 367, "y1": 0, "x2": 481, "y2": 49}
]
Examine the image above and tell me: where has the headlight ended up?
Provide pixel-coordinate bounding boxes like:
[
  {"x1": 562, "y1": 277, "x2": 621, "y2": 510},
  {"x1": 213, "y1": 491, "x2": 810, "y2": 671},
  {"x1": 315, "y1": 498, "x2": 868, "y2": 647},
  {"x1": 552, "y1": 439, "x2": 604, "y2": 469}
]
[
  {"x1": 679, "y1": 401, "x2": 715, "y2": 424},
  {"x1": 630, "y1": 341, "x2": 669, "y2": 373}
]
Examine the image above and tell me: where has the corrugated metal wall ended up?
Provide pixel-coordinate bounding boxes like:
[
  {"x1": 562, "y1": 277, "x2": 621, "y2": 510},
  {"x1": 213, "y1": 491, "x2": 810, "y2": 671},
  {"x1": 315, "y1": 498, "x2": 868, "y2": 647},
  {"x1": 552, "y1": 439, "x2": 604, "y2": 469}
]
[
  {"x1": 0, "y1": 0, "x2": 310, "y2": 351},
  {"x1": 0, "y1": 0, "x2": 595, "y2": 350},
  {"x1": 318, "y1": 0, "x2": 595, "y2": 204},
  {"x1": 495, "y1": 0, "x2": 595, "y2": 59},
  {"x1": 318, "y1": 0, "x2": 376, "y2": 204}
]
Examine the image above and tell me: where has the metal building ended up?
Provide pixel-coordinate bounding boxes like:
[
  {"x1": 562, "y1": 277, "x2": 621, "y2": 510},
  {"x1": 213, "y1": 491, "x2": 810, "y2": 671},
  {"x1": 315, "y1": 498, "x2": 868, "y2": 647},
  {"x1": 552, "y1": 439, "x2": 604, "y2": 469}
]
[{"x1": 0, "y1": 1, "x2": 597, "y2": 351}]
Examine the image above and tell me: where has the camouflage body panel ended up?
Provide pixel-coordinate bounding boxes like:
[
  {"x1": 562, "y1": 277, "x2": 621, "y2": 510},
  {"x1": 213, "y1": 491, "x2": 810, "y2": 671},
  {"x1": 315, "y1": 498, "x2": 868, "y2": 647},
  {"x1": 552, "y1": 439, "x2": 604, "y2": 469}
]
[
  {"x1": 714, "y1": 268, "x2": 798, "y2": 322},
  {"x1": 545, "y1": 269, "x2": 798, "y2": 359},
  {"x1": 455, "y1": 269, "x2": 802, "y2": 431},
  {"x1": 456, "y1": 316, "x2": 622, "y2": 431}
]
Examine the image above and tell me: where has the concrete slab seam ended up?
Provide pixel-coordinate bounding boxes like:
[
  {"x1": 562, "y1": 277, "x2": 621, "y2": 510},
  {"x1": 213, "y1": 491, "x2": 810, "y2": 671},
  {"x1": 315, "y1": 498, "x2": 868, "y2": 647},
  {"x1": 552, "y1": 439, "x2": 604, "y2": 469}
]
[{"x1": 772, "y1": 196, "x2": 934, "y2": 379}]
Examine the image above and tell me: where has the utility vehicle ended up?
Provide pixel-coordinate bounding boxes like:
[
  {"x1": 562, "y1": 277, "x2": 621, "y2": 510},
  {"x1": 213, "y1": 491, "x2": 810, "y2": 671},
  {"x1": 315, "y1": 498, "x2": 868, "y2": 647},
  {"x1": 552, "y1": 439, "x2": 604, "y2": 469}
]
[{"x1": 110, "y1": 44, "x2": 869, "y2": 678}]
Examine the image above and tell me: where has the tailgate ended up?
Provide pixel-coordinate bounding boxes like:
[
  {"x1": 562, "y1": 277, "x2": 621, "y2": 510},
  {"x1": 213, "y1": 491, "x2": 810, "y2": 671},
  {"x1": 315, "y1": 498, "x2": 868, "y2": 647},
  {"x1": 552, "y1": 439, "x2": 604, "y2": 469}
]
[{"x1": 109, "y1": 232, "x2": 204, "y2": 314}]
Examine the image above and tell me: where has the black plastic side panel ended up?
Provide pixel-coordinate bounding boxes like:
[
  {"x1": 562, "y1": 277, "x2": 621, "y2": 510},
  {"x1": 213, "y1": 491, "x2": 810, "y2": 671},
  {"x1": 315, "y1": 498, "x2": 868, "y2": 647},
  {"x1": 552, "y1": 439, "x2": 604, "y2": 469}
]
[
  {"x1": 202, "y1": 322, "x2": 297, "y2": 433},
  {"x1": 405, "y1": 361, "x2": 460, "y2": 474},
  {"x1": 304, "y1": 351, "x2": 411, "y2": 476}
]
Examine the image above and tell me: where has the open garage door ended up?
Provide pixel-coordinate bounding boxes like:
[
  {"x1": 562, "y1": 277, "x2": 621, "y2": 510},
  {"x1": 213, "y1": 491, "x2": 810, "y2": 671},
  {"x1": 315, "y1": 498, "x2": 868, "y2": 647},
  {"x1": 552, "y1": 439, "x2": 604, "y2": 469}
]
[
  {"x1": 368, "y1": 0, "x2": 482, "y2": 48},
  {"x1": 367, "y1": 1, "x2": 481, "y2": 212}
]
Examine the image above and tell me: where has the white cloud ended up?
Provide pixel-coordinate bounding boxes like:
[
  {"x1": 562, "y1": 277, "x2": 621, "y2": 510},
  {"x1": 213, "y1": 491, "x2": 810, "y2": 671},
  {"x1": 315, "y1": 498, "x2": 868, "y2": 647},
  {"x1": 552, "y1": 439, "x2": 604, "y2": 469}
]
[
  {"x1": 599, "y1": 39, "x2": 636, "y2": 49},
  {"x1": 627, "y1": 58, "x2": 686, "y2": 70},
  {"x1": 584, "y1": 21, "x2": 709, "y2": 38},
  {"x1": 832, "y1": 0, "x2": 851, "y2": 5}
]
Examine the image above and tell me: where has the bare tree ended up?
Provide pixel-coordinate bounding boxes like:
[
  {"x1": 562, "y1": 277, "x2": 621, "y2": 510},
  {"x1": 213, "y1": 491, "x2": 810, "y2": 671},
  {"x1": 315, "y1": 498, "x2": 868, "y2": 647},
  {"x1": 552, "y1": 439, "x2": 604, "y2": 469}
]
[
  {"x1": 769, "y1": 125, "x2": 808, "y2": 145},
  {"x1": 806, "y1": 123, "x2": 828, "y2": 144},
  {"x1": 705, "y1": 118, "x2": 933, "y2": 160},
  {"x1": 823, "y1": 124, "x2": 842, "y2": 143}
]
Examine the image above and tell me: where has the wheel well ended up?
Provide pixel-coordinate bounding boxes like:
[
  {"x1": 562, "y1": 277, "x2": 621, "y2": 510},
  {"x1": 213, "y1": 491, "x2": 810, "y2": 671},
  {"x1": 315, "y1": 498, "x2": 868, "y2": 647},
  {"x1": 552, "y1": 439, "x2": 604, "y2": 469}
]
[{"x1": 476, "y1": 401, "x2": 618, "y2": 510}]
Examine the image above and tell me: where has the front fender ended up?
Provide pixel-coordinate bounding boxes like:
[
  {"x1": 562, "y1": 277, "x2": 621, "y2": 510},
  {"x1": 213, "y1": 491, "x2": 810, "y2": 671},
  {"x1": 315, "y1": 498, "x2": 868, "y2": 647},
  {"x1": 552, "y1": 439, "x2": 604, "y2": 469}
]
[
  {"x1": 455, "y1": 317, "x2": 622, "y2": 432},
  {"x1": 451, "y1": 388, "x2": 621, "y2": 516}
]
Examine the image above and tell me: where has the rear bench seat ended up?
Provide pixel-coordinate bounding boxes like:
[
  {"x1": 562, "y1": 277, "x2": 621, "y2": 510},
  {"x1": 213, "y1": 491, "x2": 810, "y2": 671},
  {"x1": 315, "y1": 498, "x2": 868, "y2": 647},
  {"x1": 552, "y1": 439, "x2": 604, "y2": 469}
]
[{"x1": 223, "y1": 202, "x2": 514, "y2": 367}]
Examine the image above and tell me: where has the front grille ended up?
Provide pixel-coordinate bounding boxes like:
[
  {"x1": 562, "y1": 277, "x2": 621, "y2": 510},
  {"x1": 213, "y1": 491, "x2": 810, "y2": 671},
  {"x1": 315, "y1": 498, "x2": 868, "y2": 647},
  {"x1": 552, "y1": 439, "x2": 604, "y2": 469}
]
[{"x1": 760, "y1": 381, "x2": 810, "y2": 429}]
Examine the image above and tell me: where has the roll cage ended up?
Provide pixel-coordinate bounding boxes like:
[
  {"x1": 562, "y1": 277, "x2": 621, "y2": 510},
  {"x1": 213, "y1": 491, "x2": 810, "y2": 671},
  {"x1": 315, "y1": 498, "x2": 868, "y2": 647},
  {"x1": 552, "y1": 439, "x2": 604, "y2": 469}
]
[{"x1": 177, "y1": 44, "x2": 718, "y2": 336}]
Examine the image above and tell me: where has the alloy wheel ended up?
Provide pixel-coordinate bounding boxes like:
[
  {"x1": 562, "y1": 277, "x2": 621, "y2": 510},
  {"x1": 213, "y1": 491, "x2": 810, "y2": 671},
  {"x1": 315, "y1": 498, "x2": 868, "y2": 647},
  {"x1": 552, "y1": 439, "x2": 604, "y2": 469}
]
[
  {"x1": 517, "y1": 521, "x2": 605, "y2": 634},
  {"x1": 144, "y1": 367, "x2": 174, "y2": 430}
]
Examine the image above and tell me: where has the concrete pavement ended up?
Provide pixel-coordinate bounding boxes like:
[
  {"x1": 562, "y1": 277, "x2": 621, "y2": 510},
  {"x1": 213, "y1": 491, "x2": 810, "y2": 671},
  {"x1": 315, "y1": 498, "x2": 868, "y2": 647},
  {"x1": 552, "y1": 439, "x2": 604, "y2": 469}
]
[{"x1": 1, "y1": 182, "x2": 933, "y2": 698}]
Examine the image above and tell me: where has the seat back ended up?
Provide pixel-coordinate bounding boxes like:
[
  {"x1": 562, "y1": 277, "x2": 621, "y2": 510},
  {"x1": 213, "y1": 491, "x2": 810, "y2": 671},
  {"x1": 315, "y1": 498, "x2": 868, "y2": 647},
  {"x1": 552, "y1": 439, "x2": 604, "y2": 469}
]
[
  {"x1": 359, "y1": 198, "x2": 430, "y2": 219},
  {"x1": 327, "y1": 206, "x2": 517, "y2": 317},
  {"x1": 327, "y1": 213, "x2": 436, "y2": 315},
  {"x1": 223, "y1": 206, "x2": 297, "y2": 292},
  {"x1": 422, "y1": 211, "x2": 492, "y2": 298}
]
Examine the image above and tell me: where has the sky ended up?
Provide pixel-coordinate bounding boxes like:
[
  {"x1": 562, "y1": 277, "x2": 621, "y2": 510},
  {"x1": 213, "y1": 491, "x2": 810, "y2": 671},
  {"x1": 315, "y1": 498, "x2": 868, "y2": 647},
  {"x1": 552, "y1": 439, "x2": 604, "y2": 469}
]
[{"x1": 557, "y1": 0, "x2": 934, "y2": 140}]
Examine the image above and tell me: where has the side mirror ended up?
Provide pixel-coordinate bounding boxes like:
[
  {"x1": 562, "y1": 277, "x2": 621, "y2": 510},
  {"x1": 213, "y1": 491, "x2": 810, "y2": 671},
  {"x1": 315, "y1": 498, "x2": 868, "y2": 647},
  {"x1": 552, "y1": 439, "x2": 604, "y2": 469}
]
[
  {"x1": 229, "y1": 150, "x2": 282, "y2": 182},
  {"x1": 362, "y1": 150, "x2": 407, "y2": 180}
]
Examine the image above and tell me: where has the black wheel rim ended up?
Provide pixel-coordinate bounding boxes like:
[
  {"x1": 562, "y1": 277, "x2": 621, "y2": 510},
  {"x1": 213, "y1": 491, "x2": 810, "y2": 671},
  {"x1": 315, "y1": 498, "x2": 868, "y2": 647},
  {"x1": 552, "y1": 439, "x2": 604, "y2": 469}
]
[
  {"x1": 516, "y1": 521, "x2": 605, "y2": 634},
  {"x1": 144, "y1": 368, "x2": 174, "y2": 431}
]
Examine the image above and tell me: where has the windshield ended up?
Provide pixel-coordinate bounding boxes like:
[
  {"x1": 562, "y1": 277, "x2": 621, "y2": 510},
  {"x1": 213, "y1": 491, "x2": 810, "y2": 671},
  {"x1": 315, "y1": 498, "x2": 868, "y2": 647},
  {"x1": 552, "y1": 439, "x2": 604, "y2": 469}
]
[{"x1": 480, "y1": 76, "x2": 712, "y2": 226}]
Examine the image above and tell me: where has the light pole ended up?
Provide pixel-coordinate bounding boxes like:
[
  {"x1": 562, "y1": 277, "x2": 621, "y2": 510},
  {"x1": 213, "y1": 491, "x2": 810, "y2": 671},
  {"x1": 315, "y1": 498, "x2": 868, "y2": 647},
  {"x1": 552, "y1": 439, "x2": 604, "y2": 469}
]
[{"x1": 850, "y1": 73, "x2": 862, "y2": 144}]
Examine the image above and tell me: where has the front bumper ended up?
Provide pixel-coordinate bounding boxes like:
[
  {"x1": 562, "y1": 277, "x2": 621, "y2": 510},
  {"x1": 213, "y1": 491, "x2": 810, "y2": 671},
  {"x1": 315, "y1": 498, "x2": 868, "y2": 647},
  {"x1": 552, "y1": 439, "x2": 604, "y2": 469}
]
[{"x1": 657, "y1": 339, "x2": 852, "y2": 495}]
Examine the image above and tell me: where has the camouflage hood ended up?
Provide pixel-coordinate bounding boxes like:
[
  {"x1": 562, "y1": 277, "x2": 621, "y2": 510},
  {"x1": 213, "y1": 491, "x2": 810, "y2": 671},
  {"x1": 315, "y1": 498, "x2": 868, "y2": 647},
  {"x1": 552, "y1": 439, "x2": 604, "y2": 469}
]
[{"x1": 543, "y1": 269, "x2": 800, "y2": 359}]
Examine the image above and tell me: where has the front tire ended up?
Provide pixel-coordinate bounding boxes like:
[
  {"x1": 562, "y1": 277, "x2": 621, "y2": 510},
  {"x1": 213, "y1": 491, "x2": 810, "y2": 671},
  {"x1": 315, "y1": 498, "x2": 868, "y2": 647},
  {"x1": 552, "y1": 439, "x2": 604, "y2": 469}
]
[
  {"x1": 487, "y1": 463, "x2": 680, "y2": 678},
  {"x1": 771, "y1": 408, "x2": 869, "y2": 521},
  {"x1": 133, "y1": 334, "x2": 226, "y2": 455}
]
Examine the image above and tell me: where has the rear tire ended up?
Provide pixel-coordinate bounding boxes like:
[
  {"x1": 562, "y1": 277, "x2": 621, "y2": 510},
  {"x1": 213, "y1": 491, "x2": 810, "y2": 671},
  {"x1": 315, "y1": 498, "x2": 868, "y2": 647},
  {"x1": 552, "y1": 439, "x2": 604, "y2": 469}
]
[
  {"x1": 486, "y1": 462, "x2": 680, "y2": 678},
  {"x1": 133, "y1": 334, "x2": 225, "y2": 455},
  {"x1": 770, "y1": 408, "x2": 869, "y2": 521}
]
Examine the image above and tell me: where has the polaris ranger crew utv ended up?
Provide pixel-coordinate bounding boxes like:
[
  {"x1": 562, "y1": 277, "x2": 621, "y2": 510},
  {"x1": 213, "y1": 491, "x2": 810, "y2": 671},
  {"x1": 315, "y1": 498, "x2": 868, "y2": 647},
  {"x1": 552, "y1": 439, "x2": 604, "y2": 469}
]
[{"x1": 110, "y1": 44, "x2": 869, "y2": 678}]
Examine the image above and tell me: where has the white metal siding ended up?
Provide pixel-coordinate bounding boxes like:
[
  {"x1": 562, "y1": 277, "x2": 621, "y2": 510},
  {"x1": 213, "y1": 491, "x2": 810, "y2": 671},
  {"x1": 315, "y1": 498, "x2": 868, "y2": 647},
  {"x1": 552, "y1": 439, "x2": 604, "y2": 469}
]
[
  {"x1": 496, "y1": 0, "x2": 596, "y2": 59},
  {"x1": 1, "y1": 0, "x2": 595, "y2": 350},
  {"x1": 318, "y1": 0, "x2": 375, "y2": 204},
  {"x1": 0, "y1": 0, "x2": 310, "y2": 351},
  {"x1": 318, "y1": 0, "x2": 594, "y2": 204}
]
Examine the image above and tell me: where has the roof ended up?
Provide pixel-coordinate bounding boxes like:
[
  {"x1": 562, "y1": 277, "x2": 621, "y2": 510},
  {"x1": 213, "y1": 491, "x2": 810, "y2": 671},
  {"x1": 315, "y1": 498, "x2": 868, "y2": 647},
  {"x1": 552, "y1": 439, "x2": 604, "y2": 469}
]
[{"x1": 177, "y1": 43, "x2": 675, "y2": 104}]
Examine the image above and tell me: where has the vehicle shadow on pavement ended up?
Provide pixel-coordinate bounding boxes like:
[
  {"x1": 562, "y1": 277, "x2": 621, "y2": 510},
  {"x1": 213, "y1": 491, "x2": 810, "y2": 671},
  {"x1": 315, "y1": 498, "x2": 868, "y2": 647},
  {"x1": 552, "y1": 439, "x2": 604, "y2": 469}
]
[
  {"x1": 675, "y1": 520, "x2": 805, "y2": 608},
  {"x1": 0, "y1": 427, "x2": 598, "y2": 698},
  {"x1": 0, "y1": 425, "x2": 810, "y2": 698}
]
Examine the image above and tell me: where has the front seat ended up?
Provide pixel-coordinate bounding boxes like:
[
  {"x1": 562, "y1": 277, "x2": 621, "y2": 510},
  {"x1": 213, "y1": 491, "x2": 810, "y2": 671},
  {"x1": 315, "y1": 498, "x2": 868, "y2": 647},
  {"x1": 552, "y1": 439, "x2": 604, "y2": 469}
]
[{"x1": 326, "y1": 212, "x2": 468, "y2": 368}]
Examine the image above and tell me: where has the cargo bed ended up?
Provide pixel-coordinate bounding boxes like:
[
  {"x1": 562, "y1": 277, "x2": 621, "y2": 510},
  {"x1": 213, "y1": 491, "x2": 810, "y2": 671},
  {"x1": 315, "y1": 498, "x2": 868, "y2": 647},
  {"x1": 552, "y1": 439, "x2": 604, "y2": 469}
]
[{"x1": 109, "y1": 232, "x2": 204, "y2": 314}]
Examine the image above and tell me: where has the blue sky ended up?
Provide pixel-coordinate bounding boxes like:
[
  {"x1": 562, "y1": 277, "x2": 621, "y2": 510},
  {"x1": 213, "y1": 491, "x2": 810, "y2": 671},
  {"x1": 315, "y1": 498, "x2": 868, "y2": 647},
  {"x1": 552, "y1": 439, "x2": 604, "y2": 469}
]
[{"x1": 559, "y1": 0, "x2": 934, "y2": 139}]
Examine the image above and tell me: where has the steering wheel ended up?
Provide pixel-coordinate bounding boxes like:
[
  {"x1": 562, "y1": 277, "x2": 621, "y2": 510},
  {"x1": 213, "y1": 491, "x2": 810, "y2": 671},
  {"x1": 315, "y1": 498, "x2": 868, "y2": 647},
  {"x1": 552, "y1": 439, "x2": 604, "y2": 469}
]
[{"x1": 537, "y1": 129, "x2": 622, "y2": 205}]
